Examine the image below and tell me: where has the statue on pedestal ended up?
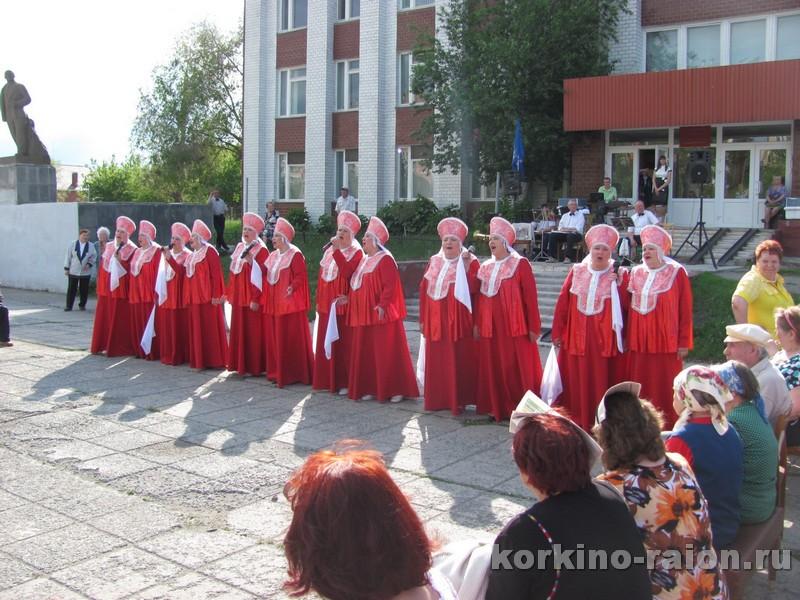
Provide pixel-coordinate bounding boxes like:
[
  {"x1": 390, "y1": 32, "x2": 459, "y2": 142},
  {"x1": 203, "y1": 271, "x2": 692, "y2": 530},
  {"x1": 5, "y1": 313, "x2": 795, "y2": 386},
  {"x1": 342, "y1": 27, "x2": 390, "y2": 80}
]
[{"x1": 1, "y1": 70, "x2": 50, "y2": 164}]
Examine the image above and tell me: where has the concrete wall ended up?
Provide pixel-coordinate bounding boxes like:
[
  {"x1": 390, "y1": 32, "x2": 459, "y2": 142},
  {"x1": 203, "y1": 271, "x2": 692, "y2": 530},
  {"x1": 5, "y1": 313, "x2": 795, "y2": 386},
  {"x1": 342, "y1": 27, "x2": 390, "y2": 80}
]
[{"x1": 0, "y1": 203, "x2": 79, "y2": 292}]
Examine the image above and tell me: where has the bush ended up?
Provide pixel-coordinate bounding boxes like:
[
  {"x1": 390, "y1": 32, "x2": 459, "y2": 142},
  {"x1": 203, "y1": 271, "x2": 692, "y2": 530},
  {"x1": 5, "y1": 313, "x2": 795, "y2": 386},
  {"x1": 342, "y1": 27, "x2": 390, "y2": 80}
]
[
  {"x1": 376, "y1": 196, "x2": 447, "y2": 235},
  {"x1": 471, "y1": 205, "x2": 494, "y2": 233},
  {"x1": 285, "y1": 207, "x2": 311, "y2": 232},
  {"x1": 316, "y1": 213, "x2": 335, "y2": 235}
]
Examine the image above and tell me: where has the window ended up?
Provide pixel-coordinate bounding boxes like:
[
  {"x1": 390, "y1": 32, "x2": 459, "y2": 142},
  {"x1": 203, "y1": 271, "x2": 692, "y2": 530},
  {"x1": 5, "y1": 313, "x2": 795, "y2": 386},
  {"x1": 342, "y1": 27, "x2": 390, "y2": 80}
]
[
  {"x1": 646, "y1": 30, "x2": 677, "y2": 72},
  {"x1": 777, "y1": 15, "x2": 800, "y2": 60},
  {"x1": 687, "y1": 25, "x2": 720, "y2": 68},
  {"x1": 609, "y1": 129, "x2": 669, "y2": 146},
  {"x1": 279, "y1": 0, "x2": 307, "y2": 31},
  {"x1": 730, "y1": 20, "x2": 766, "y2": 64},
  {"x1": 277, "y1": 68, "x2": 306, "y2": 116},
  {"x1": 721, "y1": 124, "x2": 791, "y2": 143},
  {"x1": 610, "y1": 153, "x2": 634, "y2": 199},
  {"x1": 470, "y1": 169, "x2": 498, "y2": 201},
  {"x1": 277, "y1": 152, "x2": 305, "y2": 200},
  {"x1": 399, "y1": 0, "x2": 434, "y2": 9},
  {"x1": 337, "y1": 0, "x2": 359, "y2": 20},
  {"x1": 398, "y1": 53, "x2": 419, "y2": 105},
  {"x1": 396, "y1": 146, "x2": 432, "y2": 200},
  {"x1": 724, "y1": 150, "x2": 751, "y2": 199},
  {"x1": 674, "y1": 148, "x2": 716, "y2": 199},
  {"x1": 335, "y1": 149, "x2": 359, "y2": 197},
  {"x1": 335, "y1": 60, "x2": 359, "y2": 110}
]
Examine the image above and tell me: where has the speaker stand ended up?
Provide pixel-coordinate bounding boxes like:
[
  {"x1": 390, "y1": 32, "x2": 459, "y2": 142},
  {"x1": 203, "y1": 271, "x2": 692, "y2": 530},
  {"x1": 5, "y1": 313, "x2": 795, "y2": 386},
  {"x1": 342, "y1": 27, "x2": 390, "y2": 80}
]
[{"x1": 674, "y1": 188, "x2": 717, "y2": 269}]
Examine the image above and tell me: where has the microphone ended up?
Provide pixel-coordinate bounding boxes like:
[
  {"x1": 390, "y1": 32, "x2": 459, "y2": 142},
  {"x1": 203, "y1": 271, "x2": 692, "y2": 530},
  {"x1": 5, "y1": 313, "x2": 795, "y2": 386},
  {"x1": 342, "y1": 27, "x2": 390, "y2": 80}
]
[
  {"x1": 115, "y1": 242, "x2": 124, "y2": 255},
  {"x1": 322, "y1": 241, "x2": 333, "y2": 252},
  {"x1": 168, "y1": 243, "x2": 174, "y2": 251}
]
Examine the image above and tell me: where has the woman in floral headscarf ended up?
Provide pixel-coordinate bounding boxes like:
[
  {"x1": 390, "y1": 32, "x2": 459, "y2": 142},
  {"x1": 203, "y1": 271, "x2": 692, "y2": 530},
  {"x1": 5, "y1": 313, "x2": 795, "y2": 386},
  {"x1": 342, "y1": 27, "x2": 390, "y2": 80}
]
[
  {"x1": 665, "y1": 365, "x2": 744, "y2": 550},
  {"x1": 595, "y1": 382, "x2": 727, "y2": 600}
]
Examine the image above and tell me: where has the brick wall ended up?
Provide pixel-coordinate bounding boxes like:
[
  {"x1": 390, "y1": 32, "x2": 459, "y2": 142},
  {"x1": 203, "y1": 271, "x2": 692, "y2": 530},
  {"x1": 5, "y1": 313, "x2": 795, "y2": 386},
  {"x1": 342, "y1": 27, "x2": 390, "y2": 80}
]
[
  {"x1": 275, "y1": 117, "x2": 306, "y2": 152},
  {"x1": 793, "y1": 120, "x2": 800, "y2": 197},
  {"x1": 333, "y1": 20, "x2": 360, "y2": 59},
  {"x1": 610, "y1": 0, "x2": 643, "y2": 74},
  {"x1": 569, "y1": 132, "x2": 605, "y2": 198},
  {"x1": 332, "y1": 111, "x2": 359, "y2": 148},
  {"x1": 396, "y1": 106, "x2": 432, "y2": 146},
  {"x1": 642, "y1": 0, "x2": 799, "y2": 26},
  {"x1": 397, "y1": 6, "x2": 435, "y2": 52},
  {"x1": 276, "y1": 29, "x2": 307, "y2": 69}
]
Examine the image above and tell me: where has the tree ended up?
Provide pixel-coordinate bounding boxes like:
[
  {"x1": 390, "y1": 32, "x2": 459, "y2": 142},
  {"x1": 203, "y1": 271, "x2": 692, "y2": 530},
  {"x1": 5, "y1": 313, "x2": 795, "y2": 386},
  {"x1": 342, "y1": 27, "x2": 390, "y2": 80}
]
[
  {"x1": 83, "y1": 155, "x2": 153, "y2": 202},
  {"x1": 131, "y1": 21, "x2": 243, "y2": 202},
  {"x1": 413, "y1": 0, "x2": 628, "y2": 191}
]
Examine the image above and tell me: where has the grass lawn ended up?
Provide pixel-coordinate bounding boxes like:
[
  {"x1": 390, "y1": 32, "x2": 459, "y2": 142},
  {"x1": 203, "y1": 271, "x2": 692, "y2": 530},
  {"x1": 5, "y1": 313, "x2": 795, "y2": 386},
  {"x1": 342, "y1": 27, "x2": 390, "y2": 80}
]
[{"x1": 688, "y1": 272, "x2": 737, "y2": 363}]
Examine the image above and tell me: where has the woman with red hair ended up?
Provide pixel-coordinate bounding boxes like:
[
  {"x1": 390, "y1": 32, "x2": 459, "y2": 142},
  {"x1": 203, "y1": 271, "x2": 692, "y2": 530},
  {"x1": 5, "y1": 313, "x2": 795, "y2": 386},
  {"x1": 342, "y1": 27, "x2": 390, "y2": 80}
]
[
  {"x1": 486, "y1": 404, "x2": 650, "y2": 599},
  {"x1": 283, "y1": 443, "x2": 455, "y2": 600}
]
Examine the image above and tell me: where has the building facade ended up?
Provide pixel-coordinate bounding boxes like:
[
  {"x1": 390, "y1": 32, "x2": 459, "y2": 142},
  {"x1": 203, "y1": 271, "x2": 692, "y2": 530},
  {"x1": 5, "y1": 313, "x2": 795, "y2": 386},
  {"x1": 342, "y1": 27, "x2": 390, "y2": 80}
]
[
  {"x1": 565, "y1": 0, "x2": 800, "y2": 228},
  {"x1": 243, "y1": 0, "x2": 472, "y2": 220}
]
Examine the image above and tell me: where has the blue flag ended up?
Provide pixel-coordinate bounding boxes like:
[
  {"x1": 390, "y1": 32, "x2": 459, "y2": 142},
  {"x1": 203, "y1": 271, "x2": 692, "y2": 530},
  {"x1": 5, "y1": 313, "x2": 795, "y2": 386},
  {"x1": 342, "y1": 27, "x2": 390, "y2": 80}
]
[{"x1": 512, "y1": 119, "x2": 525, "y2": 177}]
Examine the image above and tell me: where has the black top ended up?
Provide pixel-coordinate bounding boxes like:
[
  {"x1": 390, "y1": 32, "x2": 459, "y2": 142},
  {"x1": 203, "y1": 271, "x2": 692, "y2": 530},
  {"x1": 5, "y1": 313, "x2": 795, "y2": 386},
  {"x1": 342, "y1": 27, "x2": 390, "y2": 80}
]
[{"x1": 486, "y1": 482, "x2": 651, "y2": 600}]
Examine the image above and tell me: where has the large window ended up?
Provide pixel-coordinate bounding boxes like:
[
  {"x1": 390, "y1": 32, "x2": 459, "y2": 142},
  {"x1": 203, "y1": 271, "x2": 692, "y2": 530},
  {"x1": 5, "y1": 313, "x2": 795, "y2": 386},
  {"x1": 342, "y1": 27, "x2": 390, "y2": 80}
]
[
  {"x1": 335, "y1": 60, "x2": 359, "y2": 110},
  {"x1": 337, "y1": 0, "x2": 359, "y2": 20},
  {"x1": 396, "y1": 146, "x2": 432, "y2": 200},
  {"x1": 777, "y1": 15, "x2": 800, "y2": 60},
  {"x1": 610, "y1": 153, "x2": 634, "y2": 199},
  {"x1": 398, "y1": 53, "x2": 419, "y2": 105},
  {"x1": 646, "y1": 30, "x2": 677, "y2": 72},
  {"x1": 277, "y1": 68, "x2": 306, "y2": 116},
  {"x1": 724, "y1": 150, "x2": 751, "y2": 200},
  {"x1": 674, "y1": 148, "x2": 716, "y2": 199},
  {"x1": 730, "y1": 20, "x2": 766, "y2": 65},
  {"x1": 277, "y1": 152, "x2": 305, "y2": 200},
  {"x1": 399, "y1": 0, "x2": 434, "y2": 9},
  {"x1": 687, "y1": 25, "x2": 720, "y2": 68},
  {"x1": 335, "y1": 149, "x2": 359, "y2": 198},
  {"x1": 279, "y1": 0, "x2": 307, "y2": 31}
]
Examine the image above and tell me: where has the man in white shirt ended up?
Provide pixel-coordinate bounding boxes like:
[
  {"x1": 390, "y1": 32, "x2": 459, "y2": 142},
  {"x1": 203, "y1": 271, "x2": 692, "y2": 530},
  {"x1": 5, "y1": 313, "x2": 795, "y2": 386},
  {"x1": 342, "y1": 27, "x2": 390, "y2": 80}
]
[
  {"x1": 723, "y1": 323, "x2": 792, "y2": 427},
  {"x1": 620, "y1": 200, "x2": 660, "y2": 254},
  {"x1": 64, "y1": 228, "x2": 97, "y2": 311},
  {"x1": 335, "y1": 187, "x2": 357, "y2": 214},
  {"x1": 547, "y1": 199, "x2": 585, "y2": 263},
  {"x1": 208, "y1": 189, "x2": 230, "y2": 253}
]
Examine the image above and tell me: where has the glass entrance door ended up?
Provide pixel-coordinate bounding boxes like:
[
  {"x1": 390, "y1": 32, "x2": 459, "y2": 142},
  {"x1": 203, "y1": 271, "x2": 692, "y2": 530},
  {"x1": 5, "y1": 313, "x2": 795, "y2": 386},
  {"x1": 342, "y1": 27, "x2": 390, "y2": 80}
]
[
  {"x1": 722, "y1": 145, "x2": 789, "y2": 227},
  {"x1": 610, "y1": 151, "x2": 634, "y2": 202}
]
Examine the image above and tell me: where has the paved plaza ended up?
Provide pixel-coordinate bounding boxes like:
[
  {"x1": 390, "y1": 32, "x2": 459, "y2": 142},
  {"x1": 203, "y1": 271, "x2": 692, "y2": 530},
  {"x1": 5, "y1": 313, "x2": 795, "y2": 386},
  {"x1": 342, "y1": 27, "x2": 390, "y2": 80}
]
[{"x1": 0, "y1": 288, "x2": 798, "y2": 599}]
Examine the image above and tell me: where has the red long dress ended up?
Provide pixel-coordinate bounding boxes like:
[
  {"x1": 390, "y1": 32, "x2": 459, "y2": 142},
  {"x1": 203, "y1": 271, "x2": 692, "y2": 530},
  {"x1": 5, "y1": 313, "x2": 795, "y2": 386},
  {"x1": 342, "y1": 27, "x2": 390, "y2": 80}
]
[
  {"x1": 419, "y1": 253, "x2": 480, "y2": 414},
  {"x1": 226, "y1": 240, "x2": 269, "y2": 376},
  {"x1": 312, "y1": 243, "x2": 363, "y2": 392},
  {"x1": 160, "y1": 249, "x2": 191, "y2": 365},
  {"x1": 260, "y1": 246, "x2": 314, "y2": 387},
  {"x1": 625, "y1": 263, "x2": 693, "y2": 428},
  {"x1": 347, "y1": 252, "x2": 419, "y2": 401},
  {"x1": 104, "y1": 241, "x2": 138, "y2": 357},
  {"x1": 552, "y1": 263, "x2": 630, "y2": 431},
  {"x1": 129, "y1": 245, "x2": 162, "y2": 360},
  {"x1": 184, "y1": 243, "x2": 228, "y2": 369},
  {"x1": 475, "y1": 254, "x2": 543, "y2": 421},
  {"x1": 90, "y1": 242, "x2": 112, "y2": 354}
]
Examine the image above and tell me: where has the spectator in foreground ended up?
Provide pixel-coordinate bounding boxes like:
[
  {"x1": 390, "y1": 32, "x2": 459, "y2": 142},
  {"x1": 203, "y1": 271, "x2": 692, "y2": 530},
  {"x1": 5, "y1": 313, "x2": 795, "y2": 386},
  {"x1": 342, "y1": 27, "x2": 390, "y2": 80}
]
[
  {"x1": 723, "y1": 323, "x2": 791, "y2": 427},
  {"x1": 64, "y1": 228, "x2": 97, "y2": 311},
  {"x1": 594, "y1": 382, "x2": 727, "y2": 600},
  {"x1": 0, "y1": 284, "x2": 11, "y2": 347},
  {"x1": 714, "y1": 361, "x2": 778, "y2": 525},
  {"x1": 731, "y1": 240, "x2": 793, "y2": 337},
  {"x1": 774, "y1": 306, "x2": 800, "y2": 446},
  {"x1": 486, "y1": 401, "x2": 651, "y2": 600},
  {"x1": 666, "y1": 365, "x2": 743, "y2": 550},
  {"x1": 283, "y1": 442, "x2": 456, "y2": 600}
]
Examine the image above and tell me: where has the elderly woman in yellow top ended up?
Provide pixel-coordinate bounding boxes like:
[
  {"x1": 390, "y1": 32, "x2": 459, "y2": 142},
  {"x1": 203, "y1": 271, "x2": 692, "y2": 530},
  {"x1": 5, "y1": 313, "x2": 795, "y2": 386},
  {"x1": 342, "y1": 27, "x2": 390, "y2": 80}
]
[{"x1": 732, "y1": 240, "x2": 794, "y2": 337}]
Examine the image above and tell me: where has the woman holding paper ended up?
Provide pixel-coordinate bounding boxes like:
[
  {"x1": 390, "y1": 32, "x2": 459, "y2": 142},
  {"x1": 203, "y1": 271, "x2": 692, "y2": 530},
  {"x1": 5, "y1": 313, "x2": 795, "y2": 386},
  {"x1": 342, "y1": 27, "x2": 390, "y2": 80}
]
[
  {"x1": 347, "y1": 217, "x2": 418, "y2": 403},
  {"x1": 418, "y1": 217, "x2": 479, "y2": 414},
  {"x1": 184, "y1": 219, "x2": 228, "y2": 370},
  {"x1": 129, "y1": 220, "x2": 162, "y2": 360},
  {"x1": 258, "y1": 217, "x2": 313, "y2": 387},
  {"x1": 552, "y1": 224, "x2": 629, "y2": 431},
  {"x1": 625, "y1": 225, "x2": 692, "y2": 428},
  {"x1": 474, "y1": 217, "x2": 542, "y2": 421},
  {"x1": 312, "y1": 210, "x2": 363, "y2": 394},
  {"x1": 226, "y1": 212, "x2": 269, "y2": 377},
  {"x1": 158, "y1": 222, "x2": 192, "y2": 366}
]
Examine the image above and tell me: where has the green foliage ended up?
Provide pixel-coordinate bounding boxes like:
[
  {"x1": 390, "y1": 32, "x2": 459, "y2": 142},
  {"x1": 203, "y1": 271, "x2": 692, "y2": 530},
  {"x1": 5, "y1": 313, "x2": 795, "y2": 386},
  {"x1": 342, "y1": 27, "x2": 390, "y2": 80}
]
[
  {"x1": 285, "y1": 207, "x2": 311, "y2": 233},
  {"x1": 131, "y1": 21, "x2": 243, "y2": 203},
  {"x1": 357, "y1": 214, "x2": 370, "y2": 232},
  {"x1": 413, "y1": 0, "x2": 629, "y2": 190},
  {"x1": 83, "y1": 155, "x2": 156, "y2": 202},
  {"x1": 471, "y1": 205, "x2": 494, "y2": 233},
  {"x1": 315, "y1": 213, "x2": 335, "y2": 235},
  {"x1": 689, "y1": 273, "x2": 737, "y2": 362},
  {"x1": 377, "y1": 196, "x2": 443, "y2": 235}
]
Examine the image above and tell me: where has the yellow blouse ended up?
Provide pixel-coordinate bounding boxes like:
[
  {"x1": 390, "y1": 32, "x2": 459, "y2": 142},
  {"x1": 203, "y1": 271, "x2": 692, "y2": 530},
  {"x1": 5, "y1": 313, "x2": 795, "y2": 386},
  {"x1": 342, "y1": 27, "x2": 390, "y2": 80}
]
[{"x1": 733, "y1": 266, "x2": 794, "y2": 337}]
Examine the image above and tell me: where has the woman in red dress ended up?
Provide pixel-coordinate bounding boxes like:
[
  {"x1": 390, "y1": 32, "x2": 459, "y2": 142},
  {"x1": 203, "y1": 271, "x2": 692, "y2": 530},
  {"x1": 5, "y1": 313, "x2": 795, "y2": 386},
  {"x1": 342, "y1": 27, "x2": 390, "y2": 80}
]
[
  {"x1": 129, "y1": 220, "x2": 161, "y2": 360},
  {"x1": 226, "y1": 212, "x2": 269, "y2": 376},
  {"x1": 259, "y1": 217, "x2": 314, "y2": 387},
  {"x1": 552, "y1": 224, "x2": 629, "y2": 431},
  {"x1": 418, "y1": 217, "x2": 479, "y2": 414},
  {"x1": 103, "y1": 215, "x2": 139, "y2": 357},
  {"x1": 184, "y1": 219, "x2": 228, "y2": 370},
  {"x1": 312, "y1": 210, "x2": 363, "y2": 394},
  {"x1": 90, "y1": 226, "x2": 112, "y2": 354},
  {"x1": 625, "y1": 225, "x2": 692, "y2": 428},
  {"x1": 475, "y1": 217, "x2": 543, "y2": 421},
  {"x1": 158, "y1": 222, "x2": 192, "y2": 366},
  {"x1": 347, "y1": 217, "x2": 418, "y2": 403}
]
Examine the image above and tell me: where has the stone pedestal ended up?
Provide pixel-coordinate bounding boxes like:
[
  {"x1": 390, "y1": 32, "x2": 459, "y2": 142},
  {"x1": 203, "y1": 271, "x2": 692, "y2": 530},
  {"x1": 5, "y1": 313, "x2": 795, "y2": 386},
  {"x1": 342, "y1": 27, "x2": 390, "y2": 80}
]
[{"x1": 0, "y1": 158, "x2": 57, "y2": 205}]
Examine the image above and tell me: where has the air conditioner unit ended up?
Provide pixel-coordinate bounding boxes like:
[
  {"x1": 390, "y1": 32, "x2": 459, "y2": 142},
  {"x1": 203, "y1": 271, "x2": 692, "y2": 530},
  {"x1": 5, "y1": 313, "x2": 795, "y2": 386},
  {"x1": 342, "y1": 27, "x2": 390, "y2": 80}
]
[{"x1": 785, "y1": 197, "x2": 800, "y2": 220}]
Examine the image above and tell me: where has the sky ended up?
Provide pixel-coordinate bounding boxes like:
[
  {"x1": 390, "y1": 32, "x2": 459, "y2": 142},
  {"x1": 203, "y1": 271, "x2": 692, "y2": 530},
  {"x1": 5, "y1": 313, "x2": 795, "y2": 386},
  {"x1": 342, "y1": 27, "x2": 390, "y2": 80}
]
[{"x1": 0, "y1": 0, "x2": 243, "y2": 166}]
